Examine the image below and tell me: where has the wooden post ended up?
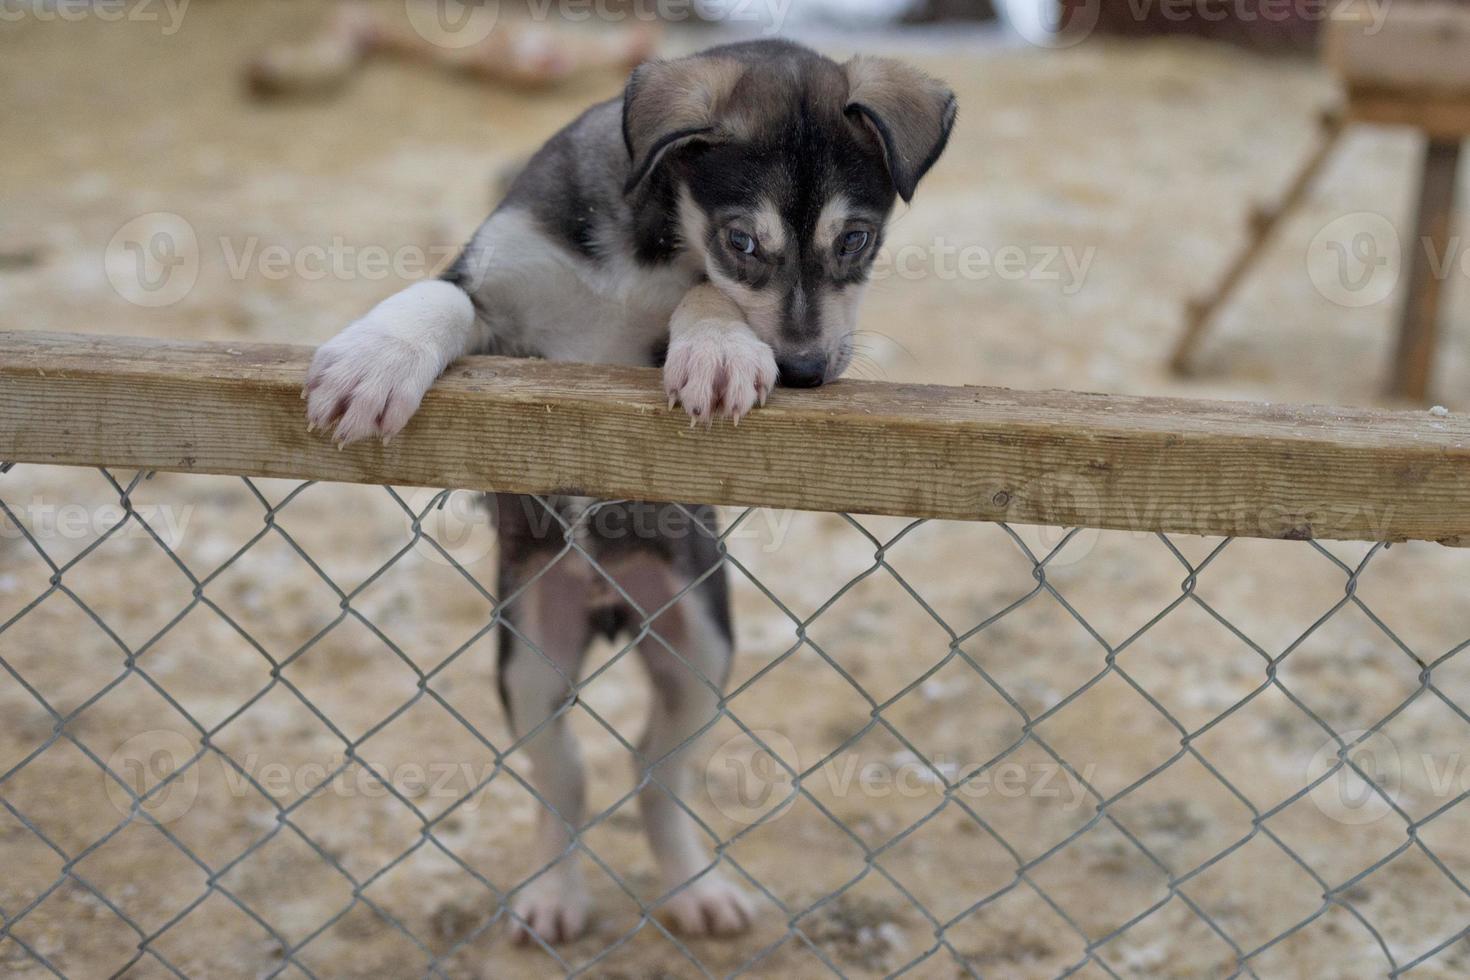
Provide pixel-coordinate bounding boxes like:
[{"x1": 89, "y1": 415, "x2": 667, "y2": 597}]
[
  {"x1": 1170, "y1": 111, "x2": 1344, "y2": 374},
  {"x1": 1390, "y1": 138, "x2": 1462, "y2": 401}
]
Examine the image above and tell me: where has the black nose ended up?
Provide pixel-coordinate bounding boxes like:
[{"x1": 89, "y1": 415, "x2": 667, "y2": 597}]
[{"x1": 777, "y1": 356, "x2": 826, "y2": 389}]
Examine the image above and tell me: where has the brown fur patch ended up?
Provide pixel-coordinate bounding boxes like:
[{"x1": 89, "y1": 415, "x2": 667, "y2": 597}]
[
  {"x1": 843, "y1": 56, "x2": 957, "y2": 202},
  {"x1": 623, "y1": 55, "x2": 745, "y2": 188}
]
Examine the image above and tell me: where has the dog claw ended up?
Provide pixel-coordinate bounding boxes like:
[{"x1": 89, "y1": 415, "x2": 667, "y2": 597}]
[
  {"x1": 660, "y1": 873, "x2": 754, "y2": 938},
  {"x1": 662, "y1": 322, "x2": 777, "y2": 427}
]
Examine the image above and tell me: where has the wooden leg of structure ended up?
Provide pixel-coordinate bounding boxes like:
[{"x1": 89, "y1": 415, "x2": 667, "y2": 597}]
[
  {"x1": 1389, "y1": 138, "x2": 1462, "y2": 401},
  {"x1": 1170, "y1": 112, "x2": 1345, "y2": 375}
]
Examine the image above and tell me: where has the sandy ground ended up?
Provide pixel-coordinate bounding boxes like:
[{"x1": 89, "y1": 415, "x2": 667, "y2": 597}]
[{"x1": 4, "y1": 2, "x2": 1470, "y2": 978}]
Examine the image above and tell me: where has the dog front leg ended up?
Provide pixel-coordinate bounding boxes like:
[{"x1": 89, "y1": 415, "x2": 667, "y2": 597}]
[
  {"x1": 664, "y1": 283, "x2": 778, "y2": 425},
  {"x1": 304, "y1": 279, "x2": 484, "y2": 446}
]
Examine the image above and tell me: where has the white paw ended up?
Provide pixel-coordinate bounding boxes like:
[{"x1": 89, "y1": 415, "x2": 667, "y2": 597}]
[
  {"x1": 657, "y1": 871, "x2": 754, "y2": 938},
  {"x1": 664, "y1": 321, "x2": 778, "y2": 425},
  {"x1": 304, "y1": 328, "x2": 441, "y2": 447},
  {"x1": 510, "y1": 869, "x2": 591, "y2": 946}
]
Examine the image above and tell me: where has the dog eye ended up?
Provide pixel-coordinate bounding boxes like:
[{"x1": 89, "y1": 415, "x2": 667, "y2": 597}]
[
  {"x1": 839, "y1": 230, "x2": 871, "y2": 256},
  {"x1": 728, "y1": 229, "x2": 758, "y2": 256}
]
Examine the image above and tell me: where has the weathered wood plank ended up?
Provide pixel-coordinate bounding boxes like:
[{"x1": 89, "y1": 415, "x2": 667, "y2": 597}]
[
  {"x1": 1347, "y1": 91, "x2": 1470, "y2": 141},
  {"x1": 1327, "y1": 3, "x2": 1470, "y2": 98},
  {"x1": 2, "y1": 331, "x2": 1469, "y2": 543}
]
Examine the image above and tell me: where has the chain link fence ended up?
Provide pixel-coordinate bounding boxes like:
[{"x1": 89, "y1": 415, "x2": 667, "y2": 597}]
[{"x1": 2, "y1": 461, "x2": 1470, "y2": 978}]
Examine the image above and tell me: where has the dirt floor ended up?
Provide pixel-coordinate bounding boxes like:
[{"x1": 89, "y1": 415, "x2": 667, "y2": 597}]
[{"x1": 4, "y1": 2, "x2": 1470, "y2": 978}]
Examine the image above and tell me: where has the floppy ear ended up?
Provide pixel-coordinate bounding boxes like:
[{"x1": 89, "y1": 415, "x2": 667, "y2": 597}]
[
  {"x1": 843, "y1": 56, "x2": 957, "y2": 203},
  {"x1": 622, "y1": 54, "x2": 743, "y2": 194}
]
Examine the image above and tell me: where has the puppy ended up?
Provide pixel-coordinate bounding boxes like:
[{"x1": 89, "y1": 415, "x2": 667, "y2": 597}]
[{"x1": 304, "y1": 40, "x2": 954, "y2": 945}]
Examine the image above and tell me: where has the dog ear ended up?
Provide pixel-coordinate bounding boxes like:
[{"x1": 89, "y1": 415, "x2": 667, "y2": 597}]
[
  {"x1": 622, "y1": 54, "x2": 743, "y2": 194},
  {"x1": 844, "y1": 56, "x2": 957, "y2": 203}
]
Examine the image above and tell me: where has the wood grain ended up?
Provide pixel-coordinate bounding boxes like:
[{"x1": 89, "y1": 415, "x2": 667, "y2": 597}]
[{"x1": 2, "y1": 331, "x2": 1469, "y2": 544}]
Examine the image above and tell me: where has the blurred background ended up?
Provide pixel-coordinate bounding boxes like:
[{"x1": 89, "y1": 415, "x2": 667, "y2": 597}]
[
  {"x1": 8, "y1": 0, "x2": 1458, "y2": 409},
  {"x1": 6, "y1": 2, "x2": 1470, "y2": 978}
]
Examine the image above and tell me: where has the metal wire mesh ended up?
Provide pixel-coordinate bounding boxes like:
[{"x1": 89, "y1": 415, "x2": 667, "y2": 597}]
[{"x1": 2, "y1": 462, "x2": 1469, "y2": 978}]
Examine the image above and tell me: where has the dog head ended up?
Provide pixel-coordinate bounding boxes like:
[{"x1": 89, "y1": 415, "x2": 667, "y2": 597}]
[{"x1": 623, "y1": 41, "x2": 956, "y2": 387}]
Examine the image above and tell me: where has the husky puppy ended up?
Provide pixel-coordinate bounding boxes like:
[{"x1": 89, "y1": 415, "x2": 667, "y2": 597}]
[{"x1": 304, "y1": 39, "x2": 954, "y2": 945}]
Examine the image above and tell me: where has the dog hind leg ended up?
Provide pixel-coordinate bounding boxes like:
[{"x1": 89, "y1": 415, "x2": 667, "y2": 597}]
[
  {"x1": 498, "y1": 551, "x2": 595, "y2": 946},
  {"x1": 611, "y1": 549, "x2": 754, "y2": 937}
]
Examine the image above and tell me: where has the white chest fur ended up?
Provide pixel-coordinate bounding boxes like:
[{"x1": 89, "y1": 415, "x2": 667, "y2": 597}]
[{"x1": 462, "y1": 208, "x2": 699, "y2": 366}]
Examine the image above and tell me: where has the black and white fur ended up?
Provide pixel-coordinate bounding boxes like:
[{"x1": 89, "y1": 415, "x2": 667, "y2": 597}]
[{"x1": 304, "y1": 40, "x2": 955, "y2": 945}]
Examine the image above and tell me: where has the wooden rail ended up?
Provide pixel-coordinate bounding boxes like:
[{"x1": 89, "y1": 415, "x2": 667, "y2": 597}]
[
  {"x1": 2, "y1": 331, "x2": 1468, "y2": 544},
  {"x1": 1327, "y1": 3, "x2": 1470, "y2": 140},
  {"x1": 1326, "y1": 3, "x2": 1470, "y2": 98}
]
